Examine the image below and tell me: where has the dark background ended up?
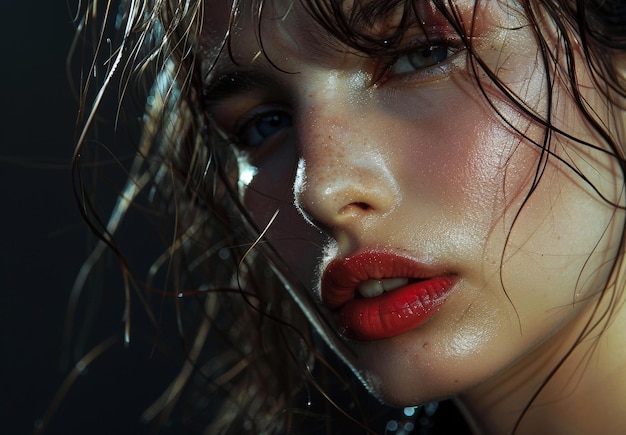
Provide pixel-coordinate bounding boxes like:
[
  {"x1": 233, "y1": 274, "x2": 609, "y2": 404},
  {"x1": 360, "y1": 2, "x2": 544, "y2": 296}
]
[
  {"x1": 0, "y1": 1, "x2": 177, "y2": 434},
  {"x1": 1, "y1": 0, "x2": 86, "y2": 432}
]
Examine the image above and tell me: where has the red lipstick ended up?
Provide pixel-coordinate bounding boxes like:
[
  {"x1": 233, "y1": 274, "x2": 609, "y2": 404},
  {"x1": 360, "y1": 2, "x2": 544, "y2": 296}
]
[{"x1": 321, "y1": 251, "x2": 456, "y2": 341}]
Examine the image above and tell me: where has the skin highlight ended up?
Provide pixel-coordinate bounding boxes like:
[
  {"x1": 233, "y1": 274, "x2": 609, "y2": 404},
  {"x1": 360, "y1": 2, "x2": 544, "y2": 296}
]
[
  {"x1": 62, "y1": 0, "x2": 626, "y2": 433},
  {"x1": 204, "y1": 0, "x2": 626, "y2": 432}
]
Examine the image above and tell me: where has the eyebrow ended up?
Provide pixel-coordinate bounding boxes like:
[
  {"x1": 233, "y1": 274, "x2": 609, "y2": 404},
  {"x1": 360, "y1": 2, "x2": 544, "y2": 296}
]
[{"x1": 202, "y1": 69, "x2": 283, "y2": 106}]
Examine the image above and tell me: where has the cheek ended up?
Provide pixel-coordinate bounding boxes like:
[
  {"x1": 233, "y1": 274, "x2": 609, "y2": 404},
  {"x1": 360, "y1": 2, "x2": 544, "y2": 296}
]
[
  {"x1": 240, "y1": 143, "x2": 324, "y2": 285},
  {"x1": 500, "y1": 139, "x2": 625, "y2": 312},
  {"x1": 388, "y1": 82, "x2": 538, "y2": 238}
]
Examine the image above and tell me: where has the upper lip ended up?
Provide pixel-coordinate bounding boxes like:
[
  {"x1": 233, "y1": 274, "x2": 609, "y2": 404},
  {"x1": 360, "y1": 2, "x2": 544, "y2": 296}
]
[{"x1": 321, "y1": 250, "x2": 450, "y2": 309}]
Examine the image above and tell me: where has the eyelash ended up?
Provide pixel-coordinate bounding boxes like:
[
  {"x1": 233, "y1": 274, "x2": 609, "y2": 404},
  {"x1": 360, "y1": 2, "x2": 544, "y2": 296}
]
[
  {"x1": 378, "y1": 37, "x2": 465, "y2": 85},
  {"x1": 233, "y1": 104, "x2": 293, "y2": 151},
  {"x1": 226, "y1": 38, "x2": 464, "y2": 151}
]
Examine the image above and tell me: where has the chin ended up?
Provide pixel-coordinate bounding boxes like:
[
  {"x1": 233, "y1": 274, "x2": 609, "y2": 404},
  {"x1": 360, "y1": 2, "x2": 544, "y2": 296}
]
[{"x1": 342, "y1": 333, "x2": 470, "y2": 407}]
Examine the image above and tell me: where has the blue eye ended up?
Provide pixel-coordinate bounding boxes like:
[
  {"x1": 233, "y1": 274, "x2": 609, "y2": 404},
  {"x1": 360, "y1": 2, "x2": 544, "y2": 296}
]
[
  {"x1": 238, "y1": 110, "x2": 293, "y2": 148},
  {"x1": 390, "y1": 44, "x2": 453, "y2": 75}
]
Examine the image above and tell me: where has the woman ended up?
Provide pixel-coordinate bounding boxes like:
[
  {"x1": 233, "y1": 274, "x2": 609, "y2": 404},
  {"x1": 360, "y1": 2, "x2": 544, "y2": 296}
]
[{"x1": 65, "y1": 0, "x2": 626, "y2": 433}]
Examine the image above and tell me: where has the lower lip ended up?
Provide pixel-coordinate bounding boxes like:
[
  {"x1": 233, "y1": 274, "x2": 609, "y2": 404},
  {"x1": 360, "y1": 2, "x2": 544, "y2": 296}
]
[{"x1": 337, "y1": 277, "x2": 456, "y2": 341}]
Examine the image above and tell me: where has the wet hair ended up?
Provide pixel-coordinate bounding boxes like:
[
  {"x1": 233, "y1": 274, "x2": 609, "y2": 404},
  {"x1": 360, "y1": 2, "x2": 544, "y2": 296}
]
[{"x1": 51, "y1": 0, "x2": 626, "y2": 433}]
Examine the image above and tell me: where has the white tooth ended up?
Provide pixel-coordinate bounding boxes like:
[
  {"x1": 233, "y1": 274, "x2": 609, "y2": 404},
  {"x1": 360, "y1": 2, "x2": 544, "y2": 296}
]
[
  {"x1": 357, "y1": 280, "x2": 384, "y2": 298},
  {"x1": 382, "y1": 278, "x2": 410, "y2": 292},
  {"x1": 357, "y1": 278, "x2": 411, "y2": 298}
]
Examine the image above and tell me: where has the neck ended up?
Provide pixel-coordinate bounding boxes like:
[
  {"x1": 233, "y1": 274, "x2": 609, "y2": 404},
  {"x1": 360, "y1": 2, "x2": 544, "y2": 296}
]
[{"x1": 456, "y1": 294, "x2": 626, "y2": 435}]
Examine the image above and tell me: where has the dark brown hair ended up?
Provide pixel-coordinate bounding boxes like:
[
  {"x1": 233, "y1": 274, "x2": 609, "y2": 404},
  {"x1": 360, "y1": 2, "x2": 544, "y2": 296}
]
[{"x1": 52, "y1": 1, "x2": 626, "y2": 433}]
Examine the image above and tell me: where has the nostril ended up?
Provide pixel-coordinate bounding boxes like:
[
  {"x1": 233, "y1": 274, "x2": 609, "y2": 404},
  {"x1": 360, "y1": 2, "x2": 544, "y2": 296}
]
[
  {"x1": 339, "y1": 201, "x2": 373, "y2": 215},
  {"x1": 353, "y1": 202, "x2": 371, "y2": 211}
]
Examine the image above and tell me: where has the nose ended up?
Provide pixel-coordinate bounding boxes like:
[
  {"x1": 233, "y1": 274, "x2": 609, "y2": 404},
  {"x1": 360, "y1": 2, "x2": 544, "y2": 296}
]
[{"x1": 293, "y1": 103, "x2": 401, "y2": 242}]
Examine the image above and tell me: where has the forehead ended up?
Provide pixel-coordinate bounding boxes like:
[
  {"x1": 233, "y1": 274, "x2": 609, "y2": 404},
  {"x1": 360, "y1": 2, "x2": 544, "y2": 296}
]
[
  {"x1": 200, "y1": 0, "x2": 402, "y2": 34},
  {"x1": 198, "y1": 0, "x2": 423, "y2": 75},
  {"x1": 199, "y1": 1, "x2": 325, "y2": 67}
]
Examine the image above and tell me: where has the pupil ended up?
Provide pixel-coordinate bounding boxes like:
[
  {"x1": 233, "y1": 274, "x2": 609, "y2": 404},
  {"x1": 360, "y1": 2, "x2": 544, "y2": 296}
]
[
  {"x1": 431, "y1": 45, "x2": 448, "y2": 63},
  {"x1": 258, "y1": 112, "x2": 291, "y2": 137}
]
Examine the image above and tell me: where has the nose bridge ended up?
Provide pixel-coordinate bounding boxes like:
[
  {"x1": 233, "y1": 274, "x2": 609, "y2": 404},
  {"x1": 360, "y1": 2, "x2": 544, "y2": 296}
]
[{"x1": 293, "y1": 84, "x2": 401, "y2": 237}]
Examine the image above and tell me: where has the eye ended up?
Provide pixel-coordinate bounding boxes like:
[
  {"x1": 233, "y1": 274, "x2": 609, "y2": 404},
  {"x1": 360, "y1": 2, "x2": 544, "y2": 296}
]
[
  {"x1": 237, "y1": 108, "x2": 293, "y2": 149},
  {"x1": 389, "y1": 43, "x2": 457, "y2": 76}
]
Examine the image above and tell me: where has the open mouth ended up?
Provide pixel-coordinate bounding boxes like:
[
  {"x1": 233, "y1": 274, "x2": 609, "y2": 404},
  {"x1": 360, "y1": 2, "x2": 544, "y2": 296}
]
[
  {"x1": 321, "y1": 251, "x2": 457, "y2": 341},
  {"x1": 356, "y1": 277, "x2": 415, "y2": 298}
]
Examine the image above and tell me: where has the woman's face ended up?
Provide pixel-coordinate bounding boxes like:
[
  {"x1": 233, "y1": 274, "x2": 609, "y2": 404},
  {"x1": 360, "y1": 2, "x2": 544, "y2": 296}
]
[{"x1": 202, "y1": 0, "x2": 625, "y2": 405}]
